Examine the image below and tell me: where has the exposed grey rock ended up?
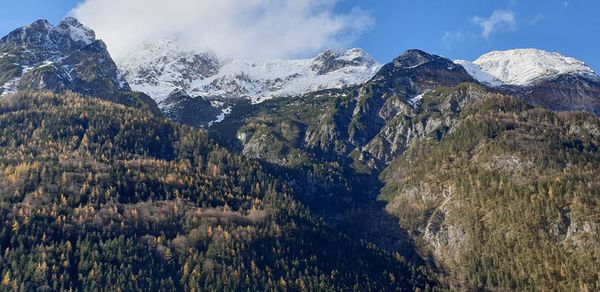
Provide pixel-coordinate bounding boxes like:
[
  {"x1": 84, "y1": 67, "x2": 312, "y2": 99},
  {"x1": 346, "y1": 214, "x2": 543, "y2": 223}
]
[{"x1": 0, "y1": 18, "x2": 159, "y2": 113}]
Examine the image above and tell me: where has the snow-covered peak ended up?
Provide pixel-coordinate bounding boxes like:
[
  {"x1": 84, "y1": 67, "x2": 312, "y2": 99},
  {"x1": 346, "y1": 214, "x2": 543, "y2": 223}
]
[
  {"x1": 0, "y1": 17, "x2": 130, "y2": 98},
  {"x1": 120, "y1": 37, "x2": 219, "y2": 64},
  {"x1": 311, "y1": 48, "x2": 377, "y2": 75},
  {"x1": 466, "y1": 49, "x2": 599, "y2": 86},
  {"x1": 58, "y1": 17, "x2": 96, "y2": 45},
  {"x1": 0, "y1": 17, "x2": 97, "y2": 56},
  {"x1": 117, "y1": 38, "x2": 221, "y2": 103},
  {"x1": 118, "y1": 39, "x2": 382, "y2": 105}
]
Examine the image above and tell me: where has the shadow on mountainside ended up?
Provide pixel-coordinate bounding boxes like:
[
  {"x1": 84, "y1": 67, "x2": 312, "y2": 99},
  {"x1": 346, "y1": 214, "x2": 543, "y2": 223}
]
[
  {"x1": 259, "y1": 160, "x2": 428, "y2": 268},
  {"x1": 206, "y1": 96, "x2": 435, "y2": 274}
]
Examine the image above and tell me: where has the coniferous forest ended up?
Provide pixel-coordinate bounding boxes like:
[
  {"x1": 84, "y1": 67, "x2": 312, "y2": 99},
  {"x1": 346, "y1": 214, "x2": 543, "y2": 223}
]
[
  {"x1": 0, "y1": 92, "x2": 431, "y2": 291},
  {"x1": 1, "y1": 14, "x2": 600, "y2": 291}
]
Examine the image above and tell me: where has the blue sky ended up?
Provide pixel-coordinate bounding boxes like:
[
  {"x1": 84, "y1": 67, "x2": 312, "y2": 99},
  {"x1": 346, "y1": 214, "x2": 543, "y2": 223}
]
[
  {"x1": 1, "y1": 0, "x2": 598, "y2": 70},
  {"x1": 341, "y1": 0, "x2": 600, "y2": 70}
]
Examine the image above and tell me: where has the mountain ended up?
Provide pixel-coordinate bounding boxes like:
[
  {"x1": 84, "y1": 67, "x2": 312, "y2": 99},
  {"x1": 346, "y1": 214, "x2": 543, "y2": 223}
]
[
  {"x1": 0, "y1": 91, "x2": 432, "y2": 291},
  {"x1": 2, "y1": 16, "x2": 600, "y2": 290},
  {"x1": 118, "y1": 38, "x2": 381, "y2": 105},
  {"x1": 457, "y1": 49, "x2": 600, "y2": 114},
  {"x1": 117, "y1": 38, "x2": 381, "y2": 127},
  {"x1": 468, "y1": 49, "x2": 598, "y2": 86},
  {"x1": 0, "y1": 18, "x2": 158, "y2": 113},
  {"x1": 380, "y1": 87, "x2": 600, "y2": 290},
  {"x1": 213, "y1": 49, "x2": 600, "y2": 290},
  {"x1": 216, "y1": 49, "x2": 476, "y2": 228},
  {"x1": 220, "y1": 49, "x2": 470, "y2": 166}
]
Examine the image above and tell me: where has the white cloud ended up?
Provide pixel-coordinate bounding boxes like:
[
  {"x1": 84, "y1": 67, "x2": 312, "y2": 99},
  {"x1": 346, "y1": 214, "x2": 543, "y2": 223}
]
[
  {"x1": 472, "y1": 10, "x2": 516, "y2": 38},
  {"x1": 442, "y1": 31, "x2": 465, "y2": 50},
  {"x1": 529, "y1": 14, "x2": 545, "y2": 25},
  {"x1": 441, "y1": 30, "x2": 478, "y2": 51},
  {"x1": 71, "y1": 0, "x2": 373, "y2": 60}
]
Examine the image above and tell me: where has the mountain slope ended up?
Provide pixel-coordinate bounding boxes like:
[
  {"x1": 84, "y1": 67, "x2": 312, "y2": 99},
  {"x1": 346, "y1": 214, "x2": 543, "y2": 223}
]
[
  {"x1": 220, "y1": 50, "x2": 474, "y2": 171},
  {"x1": 0, "y1": 91, "x2": 432, "y2": 291},
  {"x1": 380, "y1": 86, "x2": 600, "y2": 290},
  {"x1": 213, "y1": 49, "x2": 600, "y2": 290},
  {"x1": 0, "y1": 18, "x2": 158, "y2": 113},
  {"x1": 201, "y1": 51, "x2": 478, "y2": 265}
]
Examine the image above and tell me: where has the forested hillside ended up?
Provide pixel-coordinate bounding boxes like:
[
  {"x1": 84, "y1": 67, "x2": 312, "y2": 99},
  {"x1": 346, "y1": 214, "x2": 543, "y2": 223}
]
[
  {"x1": 0, "y1": 91, "x2": 431, "y2": 291},
  {"x1": 381, "y1": 87, "x2": 600, "y2": 290}
]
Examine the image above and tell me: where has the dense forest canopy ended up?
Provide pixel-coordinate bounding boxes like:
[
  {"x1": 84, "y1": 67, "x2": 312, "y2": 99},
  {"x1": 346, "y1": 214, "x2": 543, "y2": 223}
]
[{"x1": 0, "y1": 91, "x2": 431, "y2": 291}]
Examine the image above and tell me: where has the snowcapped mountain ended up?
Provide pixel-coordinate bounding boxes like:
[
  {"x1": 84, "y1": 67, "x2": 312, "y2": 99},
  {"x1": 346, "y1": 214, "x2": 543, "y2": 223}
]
[
  {"x1": 456, "y1": 49, "x2": 599, "y2": 86},
  {"x1": 456, "y1": 49, "x2": 600, "y2": 114},
  {"x1": 0, "y1": 18, "x2": 159, "y2": 112},
  {"x1": 118, "y1": 38, "x2": 382, "y2": 106},
  {"x1": 0, "y1": 18, "x2": 127, "y2": 95}
]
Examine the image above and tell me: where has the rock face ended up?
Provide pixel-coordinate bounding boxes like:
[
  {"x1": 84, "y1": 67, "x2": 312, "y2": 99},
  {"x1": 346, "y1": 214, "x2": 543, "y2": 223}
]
[
  {"x1": 160, "y1": 89, "x2": 236, "y2": 128},
  {"x1": 0, "y1": 18, "x2": 158, "y2": 113},
  {"x1": 311, "y1": 48, "x2": 377, "y2": 75},
  {"x1": 457, "y1": 49, "x2": 600, "y2": 114},
  {"x1": 371, "y1": 49, "x2": 475, "y2": 96},
  {"x1": 232, "y1": 49, "x2": 476, "y2": 168},
  {"x1": 345, "y1": 50, "x2": 476, "y2": 166},
  {"x1": 514, "y1": 74, "x2": 600, "y2": 115}
]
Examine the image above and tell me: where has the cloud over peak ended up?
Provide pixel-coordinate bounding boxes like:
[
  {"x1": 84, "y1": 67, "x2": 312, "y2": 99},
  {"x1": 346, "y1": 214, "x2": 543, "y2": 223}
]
[
  {"x1": 472, "y1": 10, "x2": 516, "y2": 38},
  {"x1": 71, "y1": 0, "x2": 373, "y2": 60}
]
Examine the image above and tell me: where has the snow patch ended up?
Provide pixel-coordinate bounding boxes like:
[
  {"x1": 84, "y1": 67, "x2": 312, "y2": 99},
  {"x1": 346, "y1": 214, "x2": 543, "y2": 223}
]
[
  {"x1": 408, "y1": 91, "x2": 429, "y2": 107},
  {"x1": 210, "y1": 100, "x2": 225, "y2": 108},
  {"x1": 1, "y1": 65, "x2": 35, "y2": 96},
  {"x1": 454, "y1": 60, "x2": 503, "y2": 86},
  {"x1": 1, "y1": 77, "x2": 21, "y2": 96},
  {"x1": 65, "y1": 25, "x2": 94, "y2": 44},
  {"x1": 208, "y1": 106, "x2": 232, "y2": 127}
]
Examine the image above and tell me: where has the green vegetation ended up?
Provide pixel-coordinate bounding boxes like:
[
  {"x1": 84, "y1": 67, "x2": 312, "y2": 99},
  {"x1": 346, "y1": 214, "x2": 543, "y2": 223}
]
[
  {"x1": 0, "y1": 52, "x2": 23, "y2": 87},
  {"x1": 381, "y1": 90, "x2": 600, "y2": 290},
  {"x1": 0, "y1": 91, "x2": 431, "y2": 291},
  {"x1": 213, "y1": 80, "x2": 600, "y2": 291}
]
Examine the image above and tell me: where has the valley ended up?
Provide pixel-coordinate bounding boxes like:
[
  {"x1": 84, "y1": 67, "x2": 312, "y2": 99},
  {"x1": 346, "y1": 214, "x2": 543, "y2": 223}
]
[{"x1": 0, "y1": 17, "x2": 599, "y2": 291}]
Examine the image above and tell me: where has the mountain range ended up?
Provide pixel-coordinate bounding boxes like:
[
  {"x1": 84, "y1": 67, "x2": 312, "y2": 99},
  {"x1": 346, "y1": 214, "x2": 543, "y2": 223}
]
[
  {"x1": 1, "y1": 18, "x2": 600, "y2": 291},
  {"x1": 117, "y1": 35, "x2": 600, "y2": 126}
]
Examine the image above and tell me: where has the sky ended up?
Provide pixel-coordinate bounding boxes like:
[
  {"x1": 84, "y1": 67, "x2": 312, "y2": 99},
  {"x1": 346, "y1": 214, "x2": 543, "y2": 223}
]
[{"x1": 0, "y1": 0, "x2": 599, "y2": 70}]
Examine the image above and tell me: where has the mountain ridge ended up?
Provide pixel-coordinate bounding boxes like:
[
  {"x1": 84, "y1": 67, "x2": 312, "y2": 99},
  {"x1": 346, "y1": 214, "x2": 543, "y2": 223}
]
[{"x1": 118, "y1": 38, "x2": 382, "y2": 106}]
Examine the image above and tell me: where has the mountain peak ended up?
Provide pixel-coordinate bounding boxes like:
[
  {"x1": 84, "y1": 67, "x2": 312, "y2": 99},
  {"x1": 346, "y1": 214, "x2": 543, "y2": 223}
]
[
  {"x1": 58, "y1": 17, "x2": 96, "y2": 45},
  {"x1": 0, "y1": 17, "x2": 97, "y2": 51},
  {"x1": 0, "y1": 18, "x2": 136, "y2": 102},
  {"x1": 28, "y1": 19, "x2": 52, "y2": 29},
  {"x1": 311, "y1": 48, "x2": 377, "y2": 75},
  {"x1": 392, "y1": 49, "x2": 453, "y2": 69},
  {"x1": 469, "y1": 48, "x2": 598, "y2": 86}
]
